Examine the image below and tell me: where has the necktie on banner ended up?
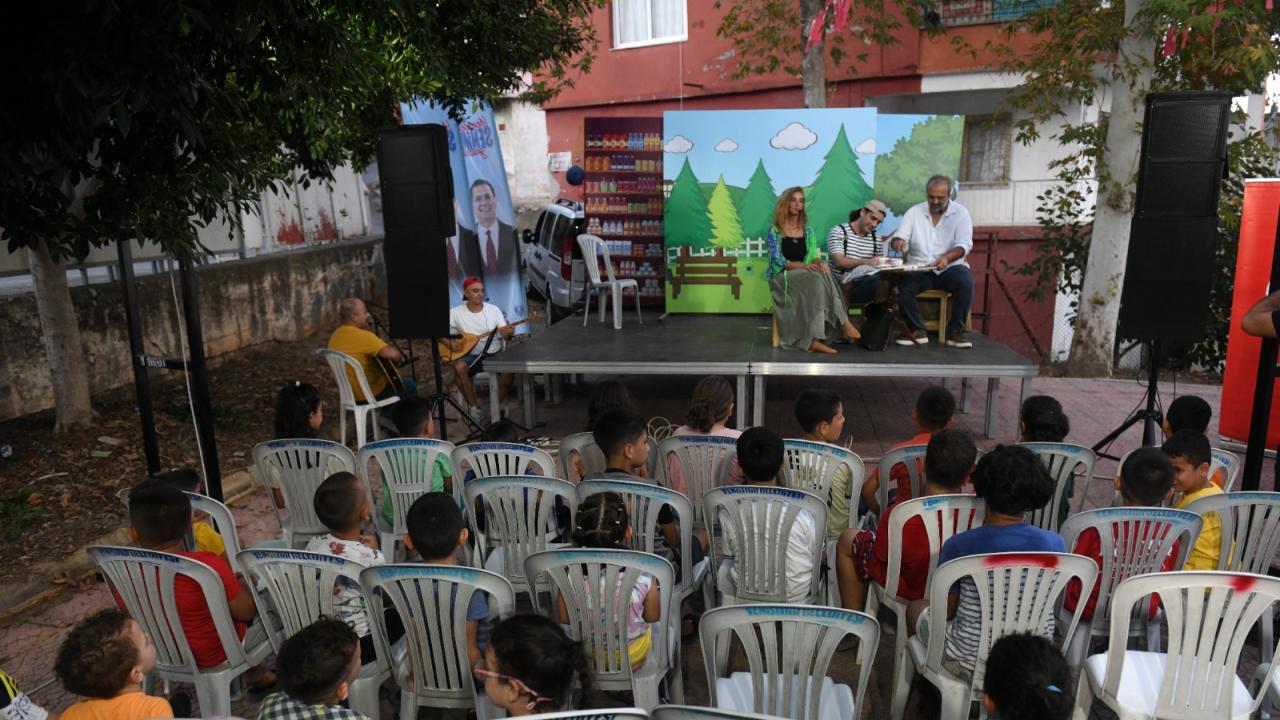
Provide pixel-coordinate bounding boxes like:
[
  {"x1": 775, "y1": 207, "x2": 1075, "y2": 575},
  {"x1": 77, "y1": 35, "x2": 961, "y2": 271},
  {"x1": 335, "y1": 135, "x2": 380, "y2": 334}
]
[
  {"x1": 486, "y1": 229, "x2": 497, "y2": 276},
  {"x1": 447, "y1": 239, "x2": 458, "y2": 279}
]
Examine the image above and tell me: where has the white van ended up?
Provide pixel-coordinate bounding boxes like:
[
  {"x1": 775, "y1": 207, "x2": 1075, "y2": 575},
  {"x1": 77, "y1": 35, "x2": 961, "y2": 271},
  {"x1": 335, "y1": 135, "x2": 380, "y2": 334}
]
[{"x1": 522, "y1": 199, "x2": 586, "y2": 322}]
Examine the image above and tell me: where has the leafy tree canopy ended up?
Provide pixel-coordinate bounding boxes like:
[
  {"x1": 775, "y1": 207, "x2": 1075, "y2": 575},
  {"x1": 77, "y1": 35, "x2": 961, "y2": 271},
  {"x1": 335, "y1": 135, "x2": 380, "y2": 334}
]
[
  {"x1": 0, "y1": 0, "x2": 602, "y2": 260},
  {"x1": 873, "y1": 116, "x2": 964, "y2": 216}
]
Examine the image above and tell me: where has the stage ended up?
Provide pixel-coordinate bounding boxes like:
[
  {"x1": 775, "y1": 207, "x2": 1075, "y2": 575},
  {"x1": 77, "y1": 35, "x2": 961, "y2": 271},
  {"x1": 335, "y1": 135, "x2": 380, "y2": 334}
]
[{"x1": 485, "y1": 313, "x2": 1040, "y2": 438}]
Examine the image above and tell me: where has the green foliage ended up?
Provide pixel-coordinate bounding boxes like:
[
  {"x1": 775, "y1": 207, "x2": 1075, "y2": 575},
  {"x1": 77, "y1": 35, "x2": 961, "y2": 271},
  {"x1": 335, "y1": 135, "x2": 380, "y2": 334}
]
[
  {"x1": 806, "y1": 125, "x2": 872, "y2": 236},
  {"x1": 739, "y1": 160, "x2": 779, "y2": 239},
  {"x1": 0, "y1": 0, "x2": 603, "y2": 261},
  {"x1": 0, "y1": 490, "x2": 45, "y2": 543},
  {"x1": 707, "y1": 176, "x2": 746, "y2": 249},
  {"x1": 873, "y1": 116, "x2": 965, "y2": 215},
  {"x1": 665, "y1": 158, "x2": 713, "y2": 250}
]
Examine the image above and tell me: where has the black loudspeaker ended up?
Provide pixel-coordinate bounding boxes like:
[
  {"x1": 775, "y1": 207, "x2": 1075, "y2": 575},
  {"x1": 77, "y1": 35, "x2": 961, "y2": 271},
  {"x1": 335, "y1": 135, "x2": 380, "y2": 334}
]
[
  {"x1": 376, "y1": 125, "x2": 455, "y2": 339},
  {"x1": 1117, "y1": 91, "x2": 1231, "y2": 342}
]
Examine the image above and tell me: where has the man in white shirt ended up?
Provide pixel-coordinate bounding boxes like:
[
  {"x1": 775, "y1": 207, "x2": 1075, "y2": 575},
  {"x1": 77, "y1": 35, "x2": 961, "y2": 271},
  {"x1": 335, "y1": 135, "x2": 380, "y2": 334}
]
[
  {"x1": 448, "y1": 277, "x2": 514, "y2": 419},
  {"x1": 888, "y1": 175, "x2": 976, "y2": 348}
]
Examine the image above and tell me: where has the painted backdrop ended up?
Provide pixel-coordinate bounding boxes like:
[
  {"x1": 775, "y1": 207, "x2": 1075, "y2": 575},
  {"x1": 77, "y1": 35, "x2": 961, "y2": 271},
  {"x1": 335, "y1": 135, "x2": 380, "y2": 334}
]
[
  {"x1": 401, "y1": 100, "x2": 529, "y2": 332},
  {"x1": 662, "y1": 109, "x2": 961, "y2": 313}
]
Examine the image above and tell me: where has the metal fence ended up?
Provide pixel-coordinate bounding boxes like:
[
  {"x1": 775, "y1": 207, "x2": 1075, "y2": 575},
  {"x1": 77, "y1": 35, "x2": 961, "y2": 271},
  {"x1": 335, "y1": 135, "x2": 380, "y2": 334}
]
[{"x1": 939, "y1": 0, "x2": 1064, "y2": 26}]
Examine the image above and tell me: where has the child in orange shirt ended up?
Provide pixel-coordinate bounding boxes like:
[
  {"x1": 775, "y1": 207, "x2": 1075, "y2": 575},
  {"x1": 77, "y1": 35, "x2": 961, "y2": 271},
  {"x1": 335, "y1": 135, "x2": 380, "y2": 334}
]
[
  {"x1": 54, "y1": 608, "x2": 173, "y2": 720},
  {"x1": 861, "y1": 386, "x2": 956, "y2": 515}
]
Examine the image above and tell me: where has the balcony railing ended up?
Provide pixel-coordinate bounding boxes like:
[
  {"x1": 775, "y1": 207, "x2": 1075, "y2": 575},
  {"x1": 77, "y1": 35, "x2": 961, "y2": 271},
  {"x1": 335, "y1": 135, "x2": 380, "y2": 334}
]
[
  {"x1": 939, "y1": 0, "x2": 1063, "y2": 26},
  {"x1": 962, "y1": 178, "x2": 1097, "y2": 227}
]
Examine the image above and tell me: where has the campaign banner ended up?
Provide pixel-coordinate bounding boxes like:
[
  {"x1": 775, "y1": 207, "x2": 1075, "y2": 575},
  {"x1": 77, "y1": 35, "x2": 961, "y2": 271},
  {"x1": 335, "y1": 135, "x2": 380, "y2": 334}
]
[{"x1": 401, "y1": 100, "x2": 528, "y2": 333}]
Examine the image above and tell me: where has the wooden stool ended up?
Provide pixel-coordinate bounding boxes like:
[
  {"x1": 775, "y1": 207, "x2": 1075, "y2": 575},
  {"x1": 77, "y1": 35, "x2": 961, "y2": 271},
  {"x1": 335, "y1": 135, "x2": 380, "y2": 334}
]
[
  {"x1": 771, "y1": 315, "x2": 780, "y2": 348},
  {"x1": 916, "y1": 289, "x2": 972, "y2": 342}
]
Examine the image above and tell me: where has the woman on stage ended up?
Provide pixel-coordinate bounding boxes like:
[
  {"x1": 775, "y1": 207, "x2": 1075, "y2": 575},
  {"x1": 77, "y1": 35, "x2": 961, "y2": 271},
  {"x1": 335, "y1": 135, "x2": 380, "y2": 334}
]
[{"x1": 765, "y1": 187, "x2": 860, "y2": 353}]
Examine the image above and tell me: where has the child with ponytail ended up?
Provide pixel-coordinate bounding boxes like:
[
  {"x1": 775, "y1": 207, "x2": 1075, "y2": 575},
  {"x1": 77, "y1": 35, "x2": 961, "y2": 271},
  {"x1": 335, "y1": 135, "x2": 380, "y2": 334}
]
[
  {"x1": 476, "y1": 614, "x2": 593, "y2": 716},
  {"x1": 982, "y1": 633, "x2": 1072, "y2": 720},
  {"x1": 558, "y1": 491, "x2": 661, "y2": 670}
]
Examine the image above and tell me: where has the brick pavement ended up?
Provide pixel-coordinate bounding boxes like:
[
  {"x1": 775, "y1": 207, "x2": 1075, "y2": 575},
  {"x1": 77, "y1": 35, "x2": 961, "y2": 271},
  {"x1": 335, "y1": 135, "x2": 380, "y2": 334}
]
[{"x1": 2, "y1": 372, "x2": 1255, "y2": 719}]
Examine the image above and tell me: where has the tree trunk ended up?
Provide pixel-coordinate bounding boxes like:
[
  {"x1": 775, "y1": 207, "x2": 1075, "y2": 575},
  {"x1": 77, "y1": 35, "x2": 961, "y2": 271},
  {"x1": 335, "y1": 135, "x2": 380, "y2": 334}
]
[
  {"x1": 1066, "y1": 0, "x2": 1154, "y2": 377},
  {"x1": 27, "y1": 243, "x2": 93, "y2": 430},
  {"x1": 800, "y1": 0, "x2": 826, "y2": 108}
]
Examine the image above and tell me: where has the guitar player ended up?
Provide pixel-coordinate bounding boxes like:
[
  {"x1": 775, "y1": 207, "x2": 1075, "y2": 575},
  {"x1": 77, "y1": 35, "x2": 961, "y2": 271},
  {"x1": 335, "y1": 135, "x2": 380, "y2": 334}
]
[
  {"x1": 448, "y1": 277, "x2": 515, "y2": 420},
  {"x1": 327, "y1": 298, "x2": 416, "y2": 402}
]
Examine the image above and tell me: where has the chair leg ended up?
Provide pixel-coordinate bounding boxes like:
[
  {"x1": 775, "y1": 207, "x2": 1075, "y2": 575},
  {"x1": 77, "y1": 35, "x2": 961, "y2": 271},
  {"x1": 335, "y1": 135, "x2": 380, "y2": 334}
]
[
  {"x1": 192, "y1": 676, "x2": 230, "y2": 718},
  {"x1": 348, "y1": 676, "x2": 381, "y2": 718},
  {"x1": 771, "y1": 316, "x2": 780, "y2": 348},
  {"x1": 635, "y1": 288, "x2": 643, "y2": 325},
  {"x1": 490, "y1": 379, "x2": 501, "y2": 421},
  {"x1": 370, "y1": 409, "x2": 381, "y2": 443},
  {"x1": 583, "y1": 287, "x2": 591, "y2": 327},
  {"x1": 889, "y1": 646, "x2": 916, "y2": 720},
  {"x1": 1072, "y1": 674, "x2": 1094, "y2": 720},
  {"x1": 937, "y1": 294, "x2": 949, "y2": 344},
  {"x1": 938, "y1": 684, "x2": 970, "y2": 720},
  {"x1": 354, "y1": 408, "x2": 367, "y2": 448},
  {"x1": 339, "y1": 410, "x2": 347, "y2": 447}
]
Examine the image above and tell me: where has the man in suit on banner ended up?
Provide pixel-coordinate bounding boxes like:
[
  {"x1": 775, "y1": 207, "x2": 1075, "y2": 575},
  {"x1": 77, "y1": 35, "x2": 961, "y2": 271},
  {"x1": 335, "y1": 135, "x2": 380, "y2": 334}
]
[
  {"x1": 445, "y1": 198, "x2": 485, "y2": 302},
  {"x1": 459, "y1": 178, "x2": 520, "y2": 286}
]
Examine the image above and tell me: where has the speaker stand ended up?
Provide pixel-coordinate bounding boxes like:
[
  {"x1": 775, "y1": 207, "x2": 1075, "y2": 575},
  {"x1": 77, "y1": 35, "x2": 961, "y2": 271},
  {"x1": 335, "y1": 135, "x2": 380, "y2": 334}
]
[{"x1": 1093, "y1": 340, "x2": 1164, "y2": 462}]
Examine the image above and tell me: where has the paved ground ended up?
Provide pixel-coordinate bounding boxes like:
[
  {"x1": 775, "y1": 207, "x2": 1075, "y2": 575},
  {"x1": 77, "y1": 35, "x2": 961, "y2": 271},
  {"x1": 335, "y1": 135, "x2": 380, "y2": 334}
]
[{"x1": 1, "y1": 369, "x2": 1255, "y2": 719}]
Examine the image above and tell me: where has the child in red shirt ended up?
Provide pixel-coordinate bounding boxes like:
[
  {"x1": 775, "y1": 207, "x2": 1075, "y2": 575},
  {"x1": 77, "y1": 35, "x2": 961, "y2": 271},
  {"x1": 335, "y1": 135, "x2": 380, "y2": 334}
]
[
  {"x1": 835, "y1": 429, "x2": 977, "y2": 610},
  {"x1": 861, "y1": 386, "x2": 957, "y2": 516}
]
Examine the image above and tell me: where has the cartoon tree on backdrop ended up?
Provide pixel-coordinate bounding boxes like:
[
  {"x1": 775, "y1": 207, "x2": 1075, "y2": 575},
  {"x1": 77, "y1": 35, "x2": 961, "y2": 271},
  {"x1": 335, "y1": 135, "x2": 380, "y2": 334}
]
[
  {"x1": 738, "y1": 159, "x2": 777, "y2": 240},
  {"x1": 805, "y1": 124, "x2": 872, "y2": 236},
  {"x1": 665, "y1": 157, "x2": 713, "y2": 250},
  {"x1": 873, "y1": 116, "x2": 964, "y2": 216},
  {"x1": 707, "y1": 175, "x2": 745, "y2": 249}
]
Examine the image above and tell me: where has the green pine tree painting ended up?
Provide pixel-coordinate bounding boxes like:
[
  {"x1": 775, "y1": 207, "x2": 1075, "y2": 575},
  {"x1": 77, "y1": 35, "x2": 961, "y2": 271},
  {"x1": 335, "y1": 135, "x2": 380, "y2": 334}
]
[
  {"x1": 738, "y1": 159, "x2": 776, "y2": 240},
  {"x1": 805, "y1": 124, "x2": 873, "y2": 237},
  {"x1": 664, "y1": 157, "x2": 713, "y2": 250},
  {"x1": 707, "y1": 175, "x2": 745, "y2": 249}
]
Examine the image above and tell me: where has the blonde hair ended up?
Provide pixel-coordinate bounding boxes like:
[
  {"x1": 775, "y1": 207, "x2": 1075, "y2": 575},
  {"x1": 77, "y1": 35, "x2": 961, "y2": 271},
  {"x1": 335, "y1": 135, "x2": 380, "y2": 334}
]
[{"x1": 771, "y1": 187, "x2": 807, "y2": 235}]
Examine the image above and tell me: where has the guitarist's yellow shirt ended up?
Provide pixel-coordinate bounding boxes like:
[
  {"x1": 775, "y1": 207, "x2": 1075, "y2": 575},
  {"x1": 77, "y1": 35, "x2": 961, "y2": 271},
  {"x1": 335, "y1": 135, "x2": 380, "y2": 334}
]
[{"x1": 327, "y1": 325, "x2": 387, "y2": 401}]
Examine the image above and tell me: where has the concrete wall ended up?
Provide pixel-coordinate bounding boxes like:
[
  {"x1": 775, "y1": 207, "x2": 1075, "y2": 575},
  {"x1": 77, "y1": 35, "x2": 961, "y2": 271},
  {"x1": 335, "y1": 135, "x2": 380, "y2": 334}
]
[
  {"x1": 0, "y1": 239, "x2": 385, "y2": 421},
  {"x1": 494, "y1": 99, "x2": 561, "y2": 212}
]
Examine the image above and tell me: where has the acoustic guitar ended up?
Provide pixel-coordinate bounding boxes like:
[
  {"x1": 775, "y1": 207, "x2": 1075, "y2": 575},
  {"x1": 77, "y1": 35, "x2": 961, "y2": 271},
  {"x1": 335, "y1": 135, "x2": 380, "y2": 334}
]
[
  {"x1": 437, "y1": 317, "x2": 533, "y2": 362},
  {"x1": 376, "y1": 355, "x2": 407, "y2": 395}
]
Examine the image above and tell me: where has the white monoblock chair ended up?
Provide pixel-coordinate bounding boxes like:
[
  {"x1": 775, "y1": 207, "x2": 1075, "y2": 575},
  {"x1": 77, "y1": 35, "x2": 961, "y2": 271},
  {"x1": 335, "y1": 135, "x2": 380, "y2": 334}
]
[
  {"x1": 361, "y1": 564, "x2": 515, "y2": 720},
  {"x1": 560, "y1": 431, "x2": 607, "y2": 482},
  {"x1": 527, "y1": 710, "x2": 649, "y2": 720},
  {"x1": 185, "y1": 492, "x2": 249, "y2": 572},
  {"x1": 1019, "y1": 442, "x2": 1097, "y2": 533},
  {"x1": 699, "y1": 604, "x2": 879, "y2": 720},
  {"x1": 1210, "y1": 448, "x2": 1243, "y2": 491},
  {"x1": 465, "y1": 476, "x2": 576, "y2": 599},
  {"x1": 578, "y1": 479, "x2": 710, "y2": 605},
  {"x1": 315, "y1": 348, "x2": 400, "y2": 448},
  {"x1": 526, "y1": 548, "x2": 682, "y2": 710},
  {"x1": 658, "y1": 435, "x2": 739, "y2": 527},
  {"x1": 1057, "y1": 507, "x2": 1201, "y2": 669},
  {"x1": 87, "y1": 545, "x2": 273, "y2": 717},
  {"x1": 1075, "y1": 571, "x2": 1280, "y2": 720},
  {"x1": 578, "y1": 233, "x2": 642, "y2": 330},
  {"x1": 875, "y1": 444, "x2": 928, "y2": 518},
  {"x1": 452, "y1": 441, "x2": 559, "y2": 481},
  {"x1": 359, "y1": 437, "x2": 457, "y2": 560},
  {"x1": 871, "y1": 494, "x2": 984, "y2": 720},
  {"x1": 892, "y1": 551, "x2": 1098, "y2": 720},
  {"x1": 779, "y1": 439, "x2": 866, "y2": 605},
  {"x1": 235, "y1": 549, "x2": 389, "y2": 718},
  {"x1": 703, "y1": 486, "x2": 827, "y2": 607},
  {"x1": 653, "y1": 707, "x2": 783, "y2": 720},
  {"x1": 251, "y1": 439, "x2": 356, "y2": 548}
]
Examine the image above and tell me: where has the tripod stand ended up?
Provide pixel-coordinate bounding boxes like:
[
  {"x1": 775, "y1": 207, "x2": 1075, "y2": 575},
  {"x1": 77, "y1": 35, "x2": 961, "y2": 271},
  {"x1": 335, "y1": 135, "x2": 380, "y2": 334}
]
[{"x1": 1092, "y1": 339, "x2": 1165, "y2": 462}]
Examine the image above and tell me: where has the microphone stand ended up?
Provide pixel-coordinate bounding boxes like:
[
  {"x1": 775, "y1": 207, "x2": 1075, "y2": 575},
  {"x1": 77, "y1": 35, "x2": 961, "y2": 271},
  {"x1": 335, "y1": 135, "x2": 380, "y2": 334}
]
[{"x1": 366, "y1": 301, "x2": 417, "y2": 385}]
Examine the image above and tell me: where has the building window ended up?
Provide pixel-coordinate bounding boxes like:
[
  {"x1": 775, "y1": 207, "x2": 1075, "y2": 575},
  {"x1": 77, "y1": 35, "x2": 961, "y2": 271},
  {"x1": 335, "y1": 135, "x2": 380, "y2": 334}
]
[
  {"x1": 961, "y1": 115, "x2": 1011, "y2": 185},
  {"x1": 613, "y1": 0, "x2": 687, "y2": 49}
]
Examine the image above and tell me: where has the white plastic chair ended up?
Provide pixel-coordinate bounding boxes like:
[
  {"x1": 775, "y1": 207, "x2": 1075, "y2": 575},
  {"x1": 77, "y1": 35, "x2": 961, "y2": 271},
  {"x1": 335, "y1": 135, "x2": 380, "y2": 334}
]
[
  {"x1": 659, "y1": 435, "x2": 738, "y2": 527},
  {"x1": 1211, "y1": 447, "x2": 1243, "y2": 491},
  {"x1": 703, "y1": 486, "x2": 827, "y2": 606},
  {"x1": 1184, "y1": 491, "x2": 1280, "y2": 672},
  {"x1": 869, "y1": 494, "x2": 984, "y2": 720},
  {"x1": 578, "y1": 479, "x2": 710, "y2": 605},
  {"x1": 235, "y1": 549, "x2": 388, "y2": 718},
  {"x1": 465, "y1": 476, "x2": 576, "y2": 599},
  {"x1": 526, "y1": 548, "x2": 682, "y2": 710},
  {"x1": 87, "y1": 545, "x2": 272, "y2": 717},
  {"x1": 780, "y1": 439, "x2": 866, "y2": 605},
  {"x1": 875, "y1": 444, "x2": 928, "y2": 518},
  {"x1": 699, "y1": 604, "x2": 879, "y2": 720},
  {"x1": 1076, "y1": 571, "x2": 1280, "y2": 720},
  {"x1": 578, "y1": 233, "x2": 642, "y2": 330},
  {"x1": 527, "y1": 710, "x2": 650, "y2": 720},
  {"x1": 452, "y1": 441, "x2": 559, "y2": 481},
  {"x1": 560, "y1": 431, "x2": 607, "y2": 482},
  {"x1": 1057, "y1": 507, "x2": 1201, "y2": 669},
  {"x1": 653, "y1": 707, "x2": 784, "y2": 720},
  {"x1": 361, "y1": 564, "x2": 515, "y2": 720},
  {"x1": 251, "y1": 439, "x2": 356, "y2": 548},
  {"x1": 1019, "y1": 442, "x2": 1097, "y2": 533},
  {"x1": 893, "y1": 551, "x2": 1098, "y2": 720},
  {"x1": 359, "y1": 437, "x2": 457, "y2": 560},
  {"x1": 185, "y1": 492, "x2": 247, "y2": 573},
  {"x1": 315, "y1": 348, "x2": 400, "y2": 448}
]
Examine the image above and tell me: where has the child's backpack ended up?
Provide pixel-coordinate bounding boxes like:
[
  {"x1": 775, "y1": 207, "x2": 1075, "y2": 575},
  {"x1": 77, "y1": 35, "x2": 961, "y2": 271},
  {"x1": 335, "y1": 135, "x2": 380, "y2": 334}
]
[{"x1": 858, "y1": 301, "x2": 897, "y2": 351}]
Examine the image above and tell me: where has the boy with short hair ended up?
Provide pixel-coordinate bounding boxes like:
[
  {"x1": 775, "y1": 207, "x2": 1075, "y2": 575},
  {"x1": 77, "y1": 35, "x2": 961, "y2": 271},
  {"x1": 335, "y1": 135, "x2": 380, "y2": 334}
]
[
  {"x1": 719, "y1": 427, "x2": 819, "y2": 603},
  {"x1": 256, "y1": 618, "x2": 368, "y2": 720},
  {"x1": 1063, "y1": 447, "x2": 1177, "y2": 620},
  {"x1": 150, "y1": 467, "x2": 225, "y2": 557},
  {"x1": 404, "y1": 492, "x2": 491, "y2": 668},
  {"x1": 861, "y1": 385, "x2": 957, "y2": 515},
  {"x1": 835, "y1": 429, "x2": 977, "y2": 611},
  {"x1": 54, "y1": 608, "x2": 172, "y2": 720},
  {"x1": 794, "y1": 388, "x2": 855, "y2": 542},
  {"x1": 1163, "y1": 395, "x2": 1226, "y2": 487},
  {"x1": 1165, "y1": 429, "x2": 1223, "y2": 570},
  {"x1": 303, "y1": 471, "x2": 387, "y2": 664},
  {"x1": 127, "y1": 481, "x2": 264, "y2": 675}
]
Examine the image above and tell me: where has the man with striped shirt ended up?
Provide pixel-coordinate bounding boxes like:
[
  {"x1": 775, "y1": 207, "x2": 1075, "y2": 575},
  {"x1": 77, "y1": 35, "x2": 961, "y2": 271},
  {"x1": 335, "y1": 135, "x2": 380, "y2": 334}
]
[{"x1": 826, "y1": 199, "x2": 888, "y2": 306}]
